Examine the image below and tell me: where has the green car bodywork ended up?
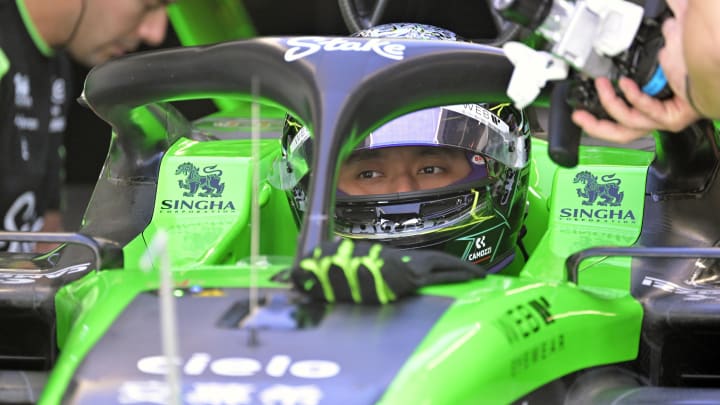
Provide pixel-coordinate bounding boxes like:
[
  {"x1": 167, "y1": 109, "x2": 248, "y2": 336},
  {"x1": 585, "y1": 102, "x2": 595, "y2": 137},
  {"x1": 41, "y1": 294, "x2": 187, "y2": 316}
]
[{"x1": 40, "y1": 130, "x2": 650, "y2": 403}]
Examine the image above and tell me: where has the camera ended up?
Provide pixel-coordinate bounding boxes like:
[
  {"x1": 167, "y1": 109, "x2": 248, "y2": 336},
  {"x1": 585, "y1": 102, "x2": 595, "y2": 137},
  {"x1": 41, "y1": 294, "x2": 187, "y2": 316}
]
[{"x1": 494, "y1": 0, "x2": 672, "y2": 117}]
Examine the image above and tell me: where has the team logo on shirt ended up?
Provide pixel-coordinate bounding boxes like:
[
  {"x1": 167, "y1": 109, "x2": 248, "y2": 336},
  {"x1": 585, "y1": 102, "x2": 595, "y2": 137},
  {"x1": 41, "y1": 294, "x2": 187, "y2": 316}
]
[
  {"x1": 12, "y1": 72, "x2": 39, "y2": 130},
  {"x1": 49, "y1": 78, "x2": 67, "y2": 132},
  {"x1": 13, "y1": 72, "x2": 32, "y2": 107},
  {"x1": 0, "y1": 191, "x2": 42, "y2": 252},
  {"x1": 51, "y1": 78, "x2": 66, "y2": 105}
]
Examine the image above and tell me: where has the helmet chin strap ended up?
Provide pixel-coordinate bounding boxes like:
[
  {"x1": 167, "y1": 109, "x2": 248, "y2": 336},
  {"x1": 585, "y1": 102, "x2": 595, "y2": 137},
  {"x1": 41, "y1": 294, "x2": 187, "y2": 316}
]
[{"x1": 62, "y1": 0, "x2": 87, "y2": 49}]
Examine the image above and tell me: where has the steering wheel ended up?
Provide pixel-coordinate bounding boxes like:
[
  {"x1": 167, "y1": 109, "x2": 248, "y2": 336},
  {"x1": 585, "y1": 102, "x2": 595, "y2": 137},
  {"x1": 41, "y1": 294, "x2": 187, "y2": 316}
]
[{"x1": 337, "y1": 0, "x2": 522, "y2": 46}]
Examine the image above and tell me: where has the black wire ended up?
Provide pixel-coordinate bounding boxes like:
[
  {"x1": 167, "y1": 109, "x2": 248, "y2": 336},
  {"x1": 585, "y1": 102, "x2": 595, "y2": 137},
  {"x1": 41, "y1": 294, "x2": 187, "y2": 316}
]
[{"x1": 517, "y1": 225, "x2": 529, "y2": 261}]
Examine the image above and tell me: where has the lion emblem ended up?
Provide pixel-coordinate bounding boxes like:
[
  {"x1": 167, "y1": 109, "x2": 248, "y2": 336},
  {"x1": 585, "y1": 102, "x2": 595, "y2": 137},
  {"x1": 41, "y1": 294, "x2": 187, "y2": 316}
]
[
  {"x1": 573, "y1": 171, "x2": 623, "y2": 206},
  {"x1": 175, "y1": 162, "x2": 225, "y2": 198}
]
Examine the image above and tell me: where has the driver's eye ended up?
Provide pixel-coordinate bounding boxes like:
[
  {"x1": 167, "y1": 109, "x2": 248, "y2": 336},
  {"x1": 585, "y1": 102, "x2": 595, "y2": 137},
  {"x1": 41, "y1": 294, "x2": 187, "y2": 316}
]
[
  {"x1": 358, "y1": 170, "x2": 380, "y2": 179},
  {"x1": 419, "y1": 166, "x2": 443, "y2": 175}
]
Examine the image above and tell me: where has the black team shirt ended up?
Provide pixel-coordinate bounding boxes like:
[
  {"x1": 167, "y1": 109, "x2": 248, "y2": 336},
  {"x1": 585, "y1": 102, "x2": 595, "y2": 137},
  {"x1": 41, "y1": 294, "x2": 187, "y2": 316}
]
[{"x1": 0, "y1": 0, "x2": 72, "y2": 251}]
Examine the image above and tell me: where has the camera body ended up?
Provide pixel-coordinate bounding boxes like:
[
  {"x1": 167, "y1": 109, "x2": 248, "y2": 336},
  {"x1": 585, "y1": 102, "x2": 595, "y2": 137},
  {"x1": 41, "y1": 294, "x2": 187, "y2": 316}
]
[{"x1": 496, "y1": 0, "x2": 671, "y2": 115}]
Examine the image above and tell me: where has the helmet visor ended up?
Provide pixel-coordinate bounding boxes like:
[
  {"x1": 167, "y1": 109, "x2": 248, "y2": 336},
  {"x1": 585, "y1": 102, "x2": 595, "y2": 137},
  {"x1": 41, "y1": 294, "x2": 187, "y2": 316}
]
[
  {"x1": 271, "y1": 104, "x2": 527, "y2": 191},
  {"x1": 356, "y1": 104, "x2": 528, "y2": 169}
]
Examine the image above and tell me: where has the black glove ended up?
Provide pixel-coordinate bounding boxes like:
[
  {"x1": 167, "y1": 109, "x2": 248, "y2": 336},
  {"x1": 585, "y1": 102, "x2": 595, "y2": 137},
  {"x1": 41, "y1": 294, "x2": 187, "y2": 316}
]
[{"x1": 291, "y1": 239, "x2": 486, "y2": 304}]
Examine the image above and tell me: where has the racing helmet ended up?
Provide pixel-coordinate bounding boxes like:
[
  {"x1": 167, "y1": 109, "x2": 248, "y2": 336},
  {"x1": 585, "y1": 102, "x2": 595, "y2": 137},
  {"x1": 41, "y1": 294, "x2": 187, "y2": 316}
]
[{"x1": 274, "y1": 23, "x2": 531, "y2": 273}]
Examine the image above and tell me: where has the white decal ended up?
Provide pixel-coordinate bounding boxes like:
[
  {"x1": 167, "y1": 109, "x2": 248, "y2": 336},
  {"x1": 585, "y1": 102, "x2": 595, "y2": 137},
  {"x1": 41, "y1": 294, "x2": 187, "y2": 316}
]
[
  {"x1": 289, "y1": 127, "x2": 310, "y2": 153},
  {"x1": 260, "y1": 384, "x2": 323, "y2": 405},
  {"x1": 446, "y1": 104, "x2": 509, "y2": 134},
  {"x1": 49, "y1": 116, "x2": 66, "y2": 133},
  {"x1": 265, "y1": 355, "x2": 292, "y2": 377},
  {"x1": 186, "y1": 382, "x2": 254, "y2": 405},
  {"x1": 284, "y1": 37, "x2": 405, "y2": 62},
  {"x1": 470, "y1": 155, "x2": 484, "y2": 165},
  {"x1": 1, "y1": 191, "x2": 41, "y2": 252},
  {"x1": 468, "y1": 235, "x2": 493, "y2": 261},
  {"x1": 117, "y1": 381, "x2": 323, "y2": 405},
  {"x1": 51, "y1": 78, "x2": 66, "y2": 105},
  {"x1": 475, "y1": 235, "x2": 486, "y2": 250},
  {"x1": 642, "y1": 276, "x2": 720, "y2": 301},
  {"x1": 118, "y1": 380, "x2": 168, "y2": 404},
  {"x1": 13, "y1": 73, "x2": 32, "y2": 107},
  {"x1": 14, "y1": 114, "x2": 39, "y2": 131},
  {"x1": 0, "y1": 263, "x2": 92, "y2": 284},
  {"x1": 20, "y1": 136, "x2": 29, "y2": 161},
  {"x1": 138, "y1": 354, "x2": 340, "y2": 379}
]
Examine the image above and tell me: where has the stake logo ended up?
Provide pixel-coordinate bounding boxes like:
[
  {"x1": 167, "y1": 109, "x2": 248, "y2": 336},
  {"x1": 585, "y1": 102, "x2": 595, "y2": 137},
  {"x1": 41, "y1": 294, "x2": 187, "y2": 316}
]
[
  {"x1": 284, "y1": 37, "x2": 405, "y2": 62},
  {"x1": 160, "y1": 162, "x2": 235, "y2": 213},
  {"x1": 559, "y1": 171, "x2": 636, "y2": 224}
]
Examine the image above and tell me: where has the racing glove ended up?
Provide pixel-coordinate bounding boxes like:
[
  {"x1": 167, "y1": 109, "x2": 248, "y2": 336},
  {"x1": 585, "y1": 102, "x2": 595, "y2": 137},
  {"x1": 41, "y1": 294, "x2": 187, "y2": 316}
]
[{"x1": 291, "y1": 239, "x2": 486, "y2": 304}]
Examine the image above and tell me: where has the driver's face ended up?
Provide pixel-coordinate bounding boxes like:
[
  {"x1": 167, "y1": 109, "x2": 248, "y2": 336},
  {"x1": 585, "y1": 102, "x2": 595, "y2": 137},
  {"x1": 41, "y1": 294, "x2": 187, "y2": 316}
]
[{"x1": 338, "y1": 146, "x2": 471, "y2": 195}]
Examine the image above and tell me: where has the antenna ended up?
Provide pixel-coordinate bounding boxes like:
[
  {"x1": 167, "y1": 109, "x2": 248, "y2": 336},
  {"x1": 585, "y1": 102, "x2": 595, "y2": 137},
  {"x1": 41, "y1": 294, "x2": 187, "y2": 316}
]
[
  {"x1": 249, "y1": 76, "x2": 261, "y2": 343},
  {"x1": 141, "y1": 230, "x2": 182, "y2": 404}
]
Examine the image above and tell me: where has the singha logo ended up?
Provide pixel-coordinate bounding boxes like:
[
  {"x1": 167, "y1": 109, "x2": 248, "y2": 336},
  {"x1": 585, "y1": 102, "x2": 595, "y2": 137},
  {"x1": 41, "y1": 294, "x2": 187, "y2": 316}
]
[
  {"x1": 573, "y1": 171, "x2": 623, "y2": 207},
  {"x1": 175, "y1": 162, "x2": 225, "y2": 198}
]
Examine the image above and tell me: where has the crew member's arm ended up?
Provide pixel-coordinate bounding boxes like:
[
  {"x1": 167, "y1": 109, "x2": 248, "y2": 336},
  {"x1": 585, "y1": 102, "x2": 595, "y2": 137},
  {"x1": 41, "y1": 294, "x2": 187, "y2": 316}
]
[
  {"x1": 683, "y1": 0, "x2": 720, "y2": 119},
  {"x1": 41, "y1": 210, "x2": 62, "y2": 232},
  {"x1": 570, "y1": 0, "x2": 701, "y2": 143}
]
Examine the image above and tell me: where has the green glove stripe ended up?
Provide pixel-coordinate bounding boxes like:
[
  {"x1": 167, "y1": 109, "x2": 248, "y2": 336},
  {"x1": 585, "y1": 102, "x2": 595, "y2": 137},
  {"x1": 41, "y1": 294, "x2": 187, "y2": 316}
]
[
  {"x1": 333, "y1": 239, "x2": 363, "y2": 303},
  {"x1": 299, "y1": 240, "x2": 398, "y2": 304},
  {"x1": 300, "y1": 247, "x2": 336, "y2": 302},
  {"x1": 362, "y1": 243, "x2": 394, "y2": 304}
]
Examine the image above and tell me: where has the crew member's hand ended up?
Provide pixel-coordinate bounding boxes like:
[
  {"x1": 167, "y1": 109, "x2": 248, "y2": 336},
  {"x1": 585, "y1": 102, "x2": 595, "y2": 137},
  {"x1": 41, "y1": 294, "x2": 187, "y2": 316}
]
[
  {"x1": 571, "y1": 0, "x2": 701, "y2": 143},
  {"x1": 36, "y1": 210, "x2": 63, "y2": 253},
  {"x1": 291, "y1": 239, "x2": 486, "y2": 304}
]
